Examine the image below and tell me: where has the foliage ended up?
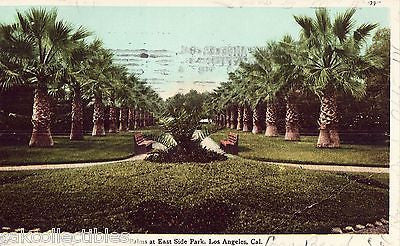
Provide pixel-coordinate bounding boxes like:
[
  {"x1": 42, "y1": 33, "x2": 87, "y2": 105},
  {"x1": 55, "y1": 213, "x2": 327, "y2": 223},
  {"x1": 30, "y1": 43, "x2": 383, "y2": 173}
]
[
  {"x1": 145, "y1": 143, "x2": 227, "y2": 163},
  {"x1": 0, "y1": 7, "x2": 90, "y2": 93},
  {"x1": 361, "y1": 28, "x2": 390, "y2": 131},
  {"x1": 295, "y1": 8, "x2": 379, "y2": 98},
  {"x1": 146, "y1": 109, "x2": 226, "y2": 163},
  {"x1": 201, "y1": 123, "x2": 221, "y2": 134},
  {"x1": 0, "y1": 7, "x2": 163, "y2": 140},
  {"x1": 209, "y1": 8, "x2": 388, "y2": 136},
  {"x1": 164, "y1": 90, "x2": 209, "y2": 119}
]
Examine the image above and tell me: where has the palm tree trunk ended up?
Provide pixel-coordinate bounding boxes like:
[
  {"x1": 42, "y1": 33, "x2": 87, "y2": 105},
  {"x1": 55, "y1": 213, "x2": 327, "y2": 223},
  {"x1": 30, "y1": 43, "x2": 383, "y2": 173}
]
[
  {"x1": 108, "y1": 106, "x2": 118, "y2": 133},
  {"x1": 143, "y1": 111, "x2": 147, "y2": 127},
  {"x1": 119, "y1": 107, "x2": 128, "y2": 132},
  {"x1": 265, "y1": 103, "x2": 279, "y2": 137},
  {"x1": 92, "y1": 95, "x2": 106, "y2": 136},
  {"x1": 128, "y1": 107, "x2": 135, "y2": 130},
  {"x1": 138, "y1": 109, "x2": 142, "y2": 127},
  {"x1": 148, "y1": 112, "x2": 152, "y2": 126},
  {"x1": 29, "y1": 88, "x2": 54, "y2": 147},
  {"x1": 317, "y1": 93, "x2": 340, "y2": 148},
  {"x1": 252, "y1": 105, "x2": 263, "y2": 134},
  {"x1": 70, "y1": 89, "x2": 84, "y2": 140},
  {"x1": 218, "y1": 113, "x2": 224, "y2": 128},
  {"x1": 225, "y1": 108, "x2": 230, "y2": 128},
  {"x1": 242, "y1": 105, "x2": 252, "y2": 132},
  {"x1": 150, "y1": 112, "x2": 155, "y2": 126},
  {"x1": 285, "y1": 97, "x2": 300, "y2": 141},
  {"x1": 134, "y1": 109, "x2": 139, "y2": 129},
  {"x1": 236, "y1": 106, "x2": 243, "y2": 130},
  {"x1": 141, "y1": 111, "x2": 145, "y2": 127},
  {"x1": 230, "y1": 105, "x2": 237, "y2": 129}
]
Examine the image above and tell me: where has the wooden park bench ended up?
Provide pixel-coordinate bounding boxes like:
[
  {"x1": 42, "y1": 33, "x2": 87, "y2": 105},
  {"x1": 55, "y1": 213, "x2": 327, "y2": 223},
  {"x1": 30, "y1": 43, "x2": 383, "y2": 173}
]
[
  {"x1": 134, "y1": 133, "x2": 155, "y2": 154},
  {"x1": 220, "y1": 132, "x2": 239, "y2": 155}
]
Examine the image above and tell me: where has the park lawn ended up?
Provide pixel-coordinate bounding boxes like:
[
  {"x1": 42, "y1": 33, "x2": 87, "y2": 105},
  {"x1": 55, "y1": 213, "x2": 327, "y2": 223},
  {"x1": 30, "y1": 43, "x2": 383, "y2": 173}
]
[
  {"x1": 0, "y1": 158, "x2": 388, "y2": 233},
  {"x1": 0, "y1": 129, "x2": 159, "y2": 166},
  {"x1": 211, "y1": 129, "x2": 389, "y2": 167}
]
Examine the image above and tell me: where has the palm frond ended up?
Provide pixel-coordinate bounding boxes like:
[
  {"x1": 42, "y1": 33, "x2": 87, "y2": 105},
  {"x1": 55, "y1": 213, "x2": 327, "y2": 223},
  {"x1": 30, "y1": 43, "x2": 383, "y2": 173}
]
[
  {"x1": 155, "y1": 132, "x2": 177, "y2": 149},
  {"x1": 315, "y1": 8, "x2": 331, "y2": 34},
  {"x1": 71, "y1": 26, "x2": 91, "y2": 41},
  {"x1": 353, "y1": 23, "x2": 378, "y2": 44},
  {"x1": 294, "y1": 15, "x2": 314, "y2": 39},
  {"x1": 333, "y1": 8, "x2": 356, "y2": 42}
]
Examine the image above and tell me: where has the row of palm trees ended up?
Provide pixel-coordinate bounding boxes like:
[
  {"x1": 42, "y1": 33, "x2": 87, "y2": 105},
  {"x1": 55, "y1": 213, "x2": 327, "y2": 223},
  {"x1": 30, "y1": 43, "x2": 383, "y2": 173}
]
[
  {"x1": 210, "y1": 8, "x2": 382, "y2": 148},
  {"x1": 0, "y1": 8, "x2": 162, "y2": 147}
]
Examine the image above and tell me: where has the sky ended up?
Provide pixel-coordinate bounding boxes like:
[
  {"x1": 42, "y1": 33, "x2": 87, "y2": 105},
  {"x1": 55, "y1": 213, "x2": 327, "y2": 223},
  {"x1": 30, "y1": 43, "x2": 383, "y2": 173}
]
[{"x1": 0, "y1": 6, "x2": 390, "y2": 98}]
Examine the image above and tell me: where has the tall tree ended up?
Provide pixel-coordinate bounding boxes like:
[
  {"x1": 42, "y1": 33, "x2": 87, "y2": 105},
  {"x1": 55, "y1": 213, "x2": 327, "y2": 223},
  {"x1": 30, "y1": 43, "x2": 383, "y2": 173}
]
[
  {"x1": 106, "y1": 65, "x2": 128, "y2": 133},
  {"x1": 268, "y1": 35, "x2": 308, "y2": 141},
  {"x1": 82, "y1": 40, "x2": 113, "y2": 136},
  {"x1": 0, "y1": 7, "x2": 89, "y2": 146},
  {"x1": 228, "y1": 62, "x2": 255, "y2": 131},
  {"x1": 294, "y1": 8, "x2": 378, "y2": 147},
  {"x1": 363, "y1": 28, "x2": 390, "y2": 132},
  {"x1": 61, "y1": 41, "x2": 92, "y2": 140},
  {"x1": 251, "y1": 48, "x2": 277, "y2": 136}
]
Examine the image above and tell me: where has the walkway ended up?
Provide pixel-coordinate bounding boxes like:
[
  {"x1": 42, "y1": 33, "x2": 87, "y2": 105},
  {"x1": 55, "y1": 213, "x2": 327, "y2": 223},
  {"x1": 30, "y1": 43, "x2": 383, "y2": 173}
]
[
  {"x1": 0, "y1": 136, "x2": 389, "y2": 173},
  {"x1": 0, "y1": 154, "x2": 147, "y2": 172}
]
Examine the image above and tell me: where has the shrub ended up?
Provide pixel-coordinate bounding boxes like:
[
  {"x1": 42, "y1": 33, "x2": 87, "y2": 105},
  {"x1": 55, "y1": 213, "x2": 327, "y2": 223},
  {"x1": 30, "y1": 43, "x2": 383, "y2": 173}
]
[{"x1": 145, "y1": 109, "x2": 227, "y2": 163}]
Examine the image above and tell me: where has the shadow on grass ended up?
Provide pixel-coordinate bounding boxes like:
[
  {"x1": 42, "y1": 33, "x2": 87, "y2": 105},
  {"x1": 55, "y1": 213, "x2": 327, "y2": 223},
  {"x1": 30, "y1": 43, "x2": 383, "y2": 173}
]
[
  {"x1": 0, "y1": 173, "x2": 33, "y2": 185},
  {"x1": 336, "y1": 173, "x2": 389, "y2": 189},
  {"x1": 245, "y1": 156, "x2": 387, "y2": 168},
  {"x1": 130, "y1": 199, "x2": 236, "y2": 233},
  {"x1": 238, "y1": 146, "x2": 252, "y2": 152}
]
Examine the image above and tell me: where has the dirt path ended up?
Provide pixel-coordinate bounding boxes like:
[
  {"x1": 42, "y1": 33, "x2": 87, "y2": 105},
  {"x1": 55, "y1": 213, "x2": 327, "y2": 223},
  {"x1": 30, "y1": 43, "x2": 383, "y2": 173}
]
[{"x1": 0, "y1": 154, "x2": 147, "y2": 172}]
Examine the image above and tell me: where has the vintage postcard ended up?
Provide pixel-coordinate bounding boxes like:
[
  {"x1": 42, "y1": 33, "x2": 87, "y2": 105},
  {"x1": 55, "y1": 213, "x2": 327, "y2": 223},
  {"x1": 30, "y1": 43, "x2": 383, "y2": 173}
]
[{"x1": 0, "y1": 0, "x2": 398, "y2": 245}]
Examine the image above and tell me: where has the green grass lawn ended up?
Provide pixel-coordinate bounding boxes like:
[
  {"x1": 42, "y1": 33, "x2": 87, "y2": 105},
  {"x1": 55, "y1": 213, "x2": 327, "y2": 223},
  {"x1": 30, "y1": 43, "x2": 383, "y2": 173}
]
[
  {"x1": 0, "y1": 158, "x2": 388, "y2": 233},
  {"x1": 0, "y1": 129, "x2": 159, "y2": 166},
  {"x1": 211, "y1": 129, "x2": 389, "y2": 167}
]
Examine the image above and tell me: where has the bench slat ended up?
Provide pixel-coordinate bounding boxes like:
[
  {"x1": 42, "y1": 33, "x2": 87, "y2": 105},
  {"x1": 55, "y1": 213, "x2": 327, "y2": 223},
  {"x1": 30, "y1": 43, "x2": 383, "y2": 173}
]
[
  {"x1": 220, "y1": 133, "x2": 239, "y2": 155},
  {"x1": 134, "y1": 133, "x2": 154, "y2": 154}
]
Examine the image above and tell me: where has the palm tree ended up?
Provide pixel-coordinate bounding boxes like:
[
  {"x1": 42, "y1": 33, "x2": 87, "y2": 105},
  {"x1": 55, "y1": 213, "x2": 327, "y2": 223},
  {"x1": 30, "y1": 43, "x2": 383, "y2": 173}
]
[
  {"x1": 294, "y1": 8, "x2": 378, "y2": 147},
  {"x1": 60, "y1": 41, "x2": 92, "y2": 140},
  {"x1": 118, "y1": 75, "x2": 161, "y2": 130},
  {"x1": 208, "y1": 88, "x2": 226, "y2": 129},
  {"x1": 252, "y1": 46, "x2": 280, "y2": 137},
  {"x1": 108, "y1": 95, "x2": 119, "y2": 133},
  {"x1": 138, "y1": 83, "x2": 161, "y2": 127},
  {"x1": 228, "y1": 62, "x2": 255, "y2": 131},
  {"x1": 0, "y1": 8, "x2": 89, "y2": 147},
  {"x1": 128, "y1": 107, "x2": 135, "y2": 130},
  {"x1": 82, "y1": 40, "x2": 113, "y2": 136},
  {"x1": 106, "y1": 65, "x2": 128, "y2": 133},
  {"x1": 268, "y1": 35, "x2": 308, "y2": 141},
  {"x1": 119, "y1": 106, "x2": 129, "y2": 131},
  {"x1": 115, "y1": 76, "x2": 132, "y2": 132},
  {"x1": 217, "y1": 81, "x2": 235, "y2": 129}
]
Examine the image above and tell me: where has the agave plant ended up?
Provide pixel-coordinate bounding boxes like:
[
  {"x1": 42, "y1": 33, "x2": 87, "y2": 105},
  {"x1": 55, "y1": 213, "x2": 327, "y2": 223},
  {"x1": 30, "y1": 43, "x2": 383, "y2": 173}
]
[{"x1": 146, "y1": 107, "x2": 226, "y2": 163}]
